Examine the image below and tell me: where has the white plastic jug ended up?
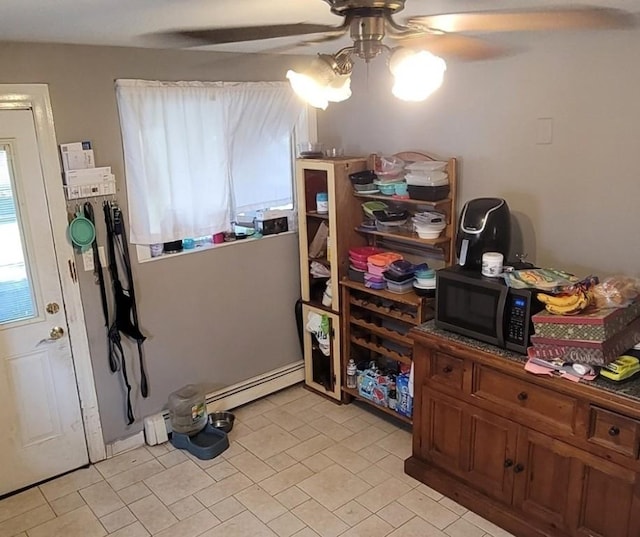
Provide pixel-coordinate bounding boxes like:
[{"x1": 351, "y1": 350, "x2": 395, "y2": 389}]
[{"x1": 168, "y1": 384, "x2": 207, "y2": 435}]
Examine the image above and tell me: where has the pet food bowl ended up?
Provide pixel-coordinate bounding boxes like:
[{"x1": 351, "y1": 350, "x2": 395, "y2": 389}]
[{"x1": 208, "y1": 411, "x2": 236, "y2": 433}]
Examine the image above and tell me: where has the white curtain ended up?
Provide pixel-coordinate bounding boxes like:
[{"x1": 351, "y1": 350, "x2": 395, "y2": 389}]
[
  {"x1": 116, "y1": 80, "x2": 305, "y2": 245},
  {"x1": 222, "y1": 83, "x2": 303, "y2": 214}
]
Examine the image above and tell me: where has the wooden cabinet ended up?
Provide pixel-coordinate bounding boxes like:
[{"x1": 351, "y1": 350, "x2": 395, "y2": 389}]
[
  {"x1": 407, "y1": 327, "x2": 640, "y2": 537},
  {"x1": 296, "y1": 157, "x2": 368, "y2": 313},
  {"x1": 296, "y1": 158, "x2": 368, "y2": 399}
]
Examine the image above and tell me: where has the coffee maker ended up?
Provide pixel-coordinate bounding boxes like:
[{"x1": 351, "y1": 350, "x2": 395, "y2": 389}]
[{"x1": 455, "y1": 198, "x2": 511, "y2": 269}]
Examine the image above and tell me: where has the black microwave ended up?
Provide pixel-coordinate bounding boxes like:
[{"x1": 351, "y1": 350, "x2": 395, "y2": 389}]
[{"x1": 435, "y1": 266, "x2": 545, "y2": 354}]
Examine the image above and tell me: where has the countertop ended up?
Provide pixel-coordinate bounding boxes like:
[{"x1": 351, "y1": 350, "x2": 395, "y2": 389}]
[{"x1": 414, "y1": 320, "x2": 640, "y2": 404}]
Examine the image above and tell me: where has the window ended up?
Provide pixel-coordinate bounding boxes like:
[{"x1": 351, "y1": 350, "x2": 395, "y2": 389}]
[
  {"x1": 115, "y1": 80, "x2": 314, "y2": 254},
  {"x1": 0, "y1": 145, "x2": 36, "y2": 323}
]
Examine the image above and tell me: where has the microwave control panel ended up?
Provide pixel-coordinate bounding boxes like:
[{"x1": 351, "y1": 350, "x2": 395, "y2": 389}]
[{"x1": 506, "y1": 296, "x2": 527, "y2": 344}]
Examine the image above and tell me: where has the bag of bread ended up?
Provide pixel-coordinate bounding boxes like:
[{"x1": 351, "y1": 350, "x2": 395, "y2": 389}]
[{"x1": 592, "y1": 276, "x2": 640, "y2": 309}]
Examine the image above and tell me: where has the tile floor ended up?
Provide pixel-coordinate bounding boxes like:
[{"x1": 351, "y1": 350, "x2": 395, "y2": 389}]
[{"x1": 0, "y1": 384, "x2": 516, "y2": 537}]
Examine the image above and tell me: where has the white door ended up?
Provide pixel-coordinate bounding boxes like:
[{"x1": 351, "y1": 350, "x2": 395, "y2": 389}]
[{"x1": 0, "y1": 109, "x2": 88, "y2": 496}]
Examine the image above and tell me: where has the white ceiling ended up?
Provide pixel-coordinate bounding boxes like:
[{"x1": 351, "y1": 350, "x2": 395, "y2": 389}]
[{"x1": 0, "y1": 0, "x2": 637, "y2": 55}]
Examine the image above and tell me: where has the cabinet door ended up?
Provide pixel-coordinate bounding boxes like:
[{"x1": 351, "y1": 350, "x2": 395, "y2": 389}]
[
  {"x1": 420, "y1": 390, "x2": 518, "y2": 504},
  {"x1": 463, "y1": 404, "x2": 519, "y2": 505},
  {"x1": 419, "y1": 389, "x2": 467, "y2": 475},
  {"x1": 512, "y1": 428, "x2": 578, "y2": 535},
  {"x1": 296, "y1": 163, "x2": 338, "y2": 312},
  {"x1": 569, "y1": 453, "x2": 640, "y2": 537},
  {"x1": 302, "y1": 305, "x2": 342, "y2": 400}
]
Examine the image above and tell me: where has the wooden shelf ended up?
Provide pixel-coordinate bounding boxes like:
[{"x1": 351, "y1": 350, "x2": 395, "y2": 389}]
[
  {"x1": 350, "y1": 316, "x2": 413, "y2": 346},
  {"x1": 306, "y1": 211, "x2": 329, "y2": 220},
  {"x1": 342, "y1": 386, "x2": 412, "y2": 425},
  {"x1": 353, "y1": 192, "x2": 451, "y2": 211},
  {"x1": 356, "y1": 226, "x2": 450, "y2": 247},
  {"x1": 309, "y1": 256, "x2": 331, "y2": 268},
  {"x1": 341, "y1": 279, "x2": 427, "y2": 307},
  {"x1": 303, "y1": 299, "x2": 337, "y2": 315},
  {"x1": 350, "y1": 335, "x2": 412, "y2": 365}
]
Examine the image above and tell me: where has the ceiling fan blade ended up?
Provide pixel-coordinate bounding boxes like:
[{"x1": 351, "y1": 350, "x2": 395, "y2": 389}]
[
  {"x1": 392, "y1": 33, "x2": 505, "y2": 61},
  {"x1": 173, "y1": 23, "x2": 344, "y2": 46},
  {"x1": 408, "y1": 7, "x2": 633, "y2": 34}
]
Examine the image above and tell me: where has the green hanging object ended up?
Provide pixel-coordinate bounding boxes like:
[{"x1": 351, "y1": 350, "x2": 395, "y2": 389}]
[{"x1": 320, "y1": 314, "x2": 330, "y2": 337}]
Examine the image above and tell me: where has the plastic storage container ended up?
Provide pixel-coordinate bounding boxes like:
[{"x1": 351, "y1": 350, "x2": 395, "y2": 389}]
[{"x1": 168, "y1": 384, "x2": 207, "y2": 435}]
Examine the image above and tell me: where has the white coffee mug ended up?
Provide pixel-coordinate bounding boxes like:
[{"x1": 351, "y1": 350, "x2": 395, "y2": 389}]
[{"x1": 481, "y1": 252, "x2": 504, "y2": 277}]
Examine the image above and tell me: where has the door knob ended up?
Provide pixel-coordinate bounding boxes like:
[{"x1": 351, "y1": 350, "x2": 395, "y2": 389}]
[
  {"x1": 49, "y1": 326, "x2": 65, "y2": 340},
  {"x1": 46, "y1": 302, "x2": 60, "y2": 314}
]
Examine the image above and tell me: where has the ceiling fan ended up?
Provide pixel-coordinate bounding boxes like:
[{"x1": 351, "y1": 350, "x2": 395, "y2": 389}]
[{"x1": 158, "y1": 1, "x2": 633, "y2": 108}]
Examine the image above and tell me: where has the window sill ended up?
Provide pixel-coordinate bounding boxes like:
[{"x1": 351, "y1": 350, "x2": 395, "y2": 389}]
[{"x1": 135, "y1": 230, "x2": 297, "y2": 263}]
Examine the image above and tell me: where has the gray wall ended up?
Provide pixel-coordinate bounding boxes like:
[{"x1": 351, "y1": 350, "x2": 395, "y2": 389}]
[
  {"x1": 0, "y1": 42, "x2": 305, "y2": 443},
  {"x1": 319, "y1": 28, "x2": 640, "y2": 278}
]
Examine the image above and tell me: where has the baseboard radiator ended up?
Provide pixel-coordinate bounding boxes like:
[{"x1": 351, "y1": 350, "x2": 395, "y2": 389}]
[{"x1": 110, "y1": 360, "x2": 304, "y2": 452}]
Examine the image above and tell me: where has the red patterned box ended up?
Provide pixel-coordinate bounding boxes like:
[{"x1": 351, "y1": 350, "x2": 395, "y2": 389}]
[
  {"x1": 529, "y1": 317, "x2": 640, "y2": 365},
  {"x1": 532, "y1": 301, "x2": 640, "y2": 342}
]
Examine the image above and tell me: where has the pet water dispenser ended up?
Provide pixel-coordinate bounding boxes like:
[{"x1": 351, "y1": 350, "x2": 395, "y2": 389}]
[{"x1": 168, "y1": 384, "x2": 229, "y2": 460}]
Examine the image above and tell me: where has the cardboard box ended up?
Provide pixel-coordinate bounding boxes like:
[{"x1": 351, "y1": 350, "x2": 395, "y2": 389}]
[
  {"x1": 530, "y1": 317, "x2": 640, "y2": 365},
  {"x1": 532, "y1": 301, "x2": 640, "y2": 341},
  {"x1": 64, "y1": 167, "x2": 112, "y2": 186}
]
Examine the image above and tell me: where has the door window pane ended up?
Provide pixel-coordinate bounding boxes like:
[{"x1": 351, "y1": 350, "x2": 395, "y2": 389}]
[{"x1": 0, "y1": 145, "x2": 35, "y2": 324}]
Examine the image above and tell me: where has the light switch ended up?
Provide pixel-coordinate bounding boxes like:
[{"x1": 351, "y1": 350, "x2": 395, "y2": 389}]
[{"x1": 536, "y1": 117, "x2": 553, "y2": 145}]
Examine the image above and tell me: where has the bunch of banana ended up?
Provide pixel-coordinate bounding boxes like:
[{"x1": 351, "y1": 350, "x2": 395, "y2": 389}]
[{"x1": 537, "y1": 289, "x2": 593, "y2": 315}]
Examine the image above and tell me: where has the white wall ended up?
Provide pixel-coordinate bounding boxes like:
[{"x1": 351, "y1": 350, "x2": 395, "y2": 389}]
[{"x1": 319, "y1": 28, "x2": 640, "y2": 278}]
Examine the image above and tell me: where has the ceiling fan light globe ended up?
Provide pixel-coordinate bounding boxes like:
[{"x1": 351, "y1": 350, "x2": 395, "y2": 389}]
[
  {"x1": 286, "y1": 70, "x2": 330, "y2": 110},
  {"x1": 326, "y1": 74, "x2": 352, "y2": 103},
  {"x1": 390, "y1": 49, "x2": 446, "y2": 102}
]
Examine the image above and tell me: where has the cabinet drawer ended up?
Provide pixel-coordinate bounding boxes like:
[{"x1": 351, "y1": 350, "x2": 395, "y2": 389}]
[
  {"x1": 588, "y1": 406, "x2": 640, "y2": 458},
  {"x1": 473, "y1": 365, "x2": 578, "y2": 434},
  {"x1": 429, "y1": 352, "x2": 465, "y2": 391}
]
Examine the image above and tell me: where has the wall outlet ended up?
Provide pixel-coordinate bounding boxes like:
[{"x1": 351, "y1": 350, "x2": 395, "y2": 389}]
[{"x1": 82, "y1": 249, "x2": 94, "y2": 271}]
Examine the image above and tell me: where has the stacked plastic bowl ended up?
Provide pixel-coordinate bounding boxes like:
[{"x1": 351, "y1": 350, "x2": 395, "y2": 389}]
[
  {"x1": 365, "y1": 252, "x2": 403, "y2": 290},
  {"x1": 349, "y1": 170, "x2": 379, "y2": 195},
  {"x1": 383, "y1": 260, "x2": 418, "y2": 294},
  {"x1": 414, "y1": 267, "x2": 437, "y2": 297},
  {"x1": 404, "y1": 160, "x2": 450, "y2": 201},
  {"x1": 348, "y1": 246, "x2": 384, "y2": 283},
  {"x1": 412, "y1": 211, "x2": 447, "y2": 239},
  {"x1": 372, "y1": 208, "x2": 410, "y2": 233}
]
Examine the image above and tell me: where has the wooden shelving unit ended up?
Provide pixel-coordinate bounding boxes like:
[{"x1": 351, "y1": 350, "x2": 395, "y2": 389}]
[{"x1": 339, "y1": 151, "x2": 458, "y2": 425}]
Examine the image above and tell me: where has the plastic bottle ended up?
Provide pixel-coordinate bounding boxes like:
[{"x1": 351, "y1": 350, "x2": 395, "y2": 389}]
[
  {"x1": 346, "y1": 358, "x2": 357, "y2": 389},
  {"x1": 168, "y1": 384, "x2": 207, "y2": 435},
  {"x1": 388, "y1": 377, "x2": 397, "y2": 410},
  {"x1": 316, "y1": 192, "x2": 328, "y2": 214}
]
